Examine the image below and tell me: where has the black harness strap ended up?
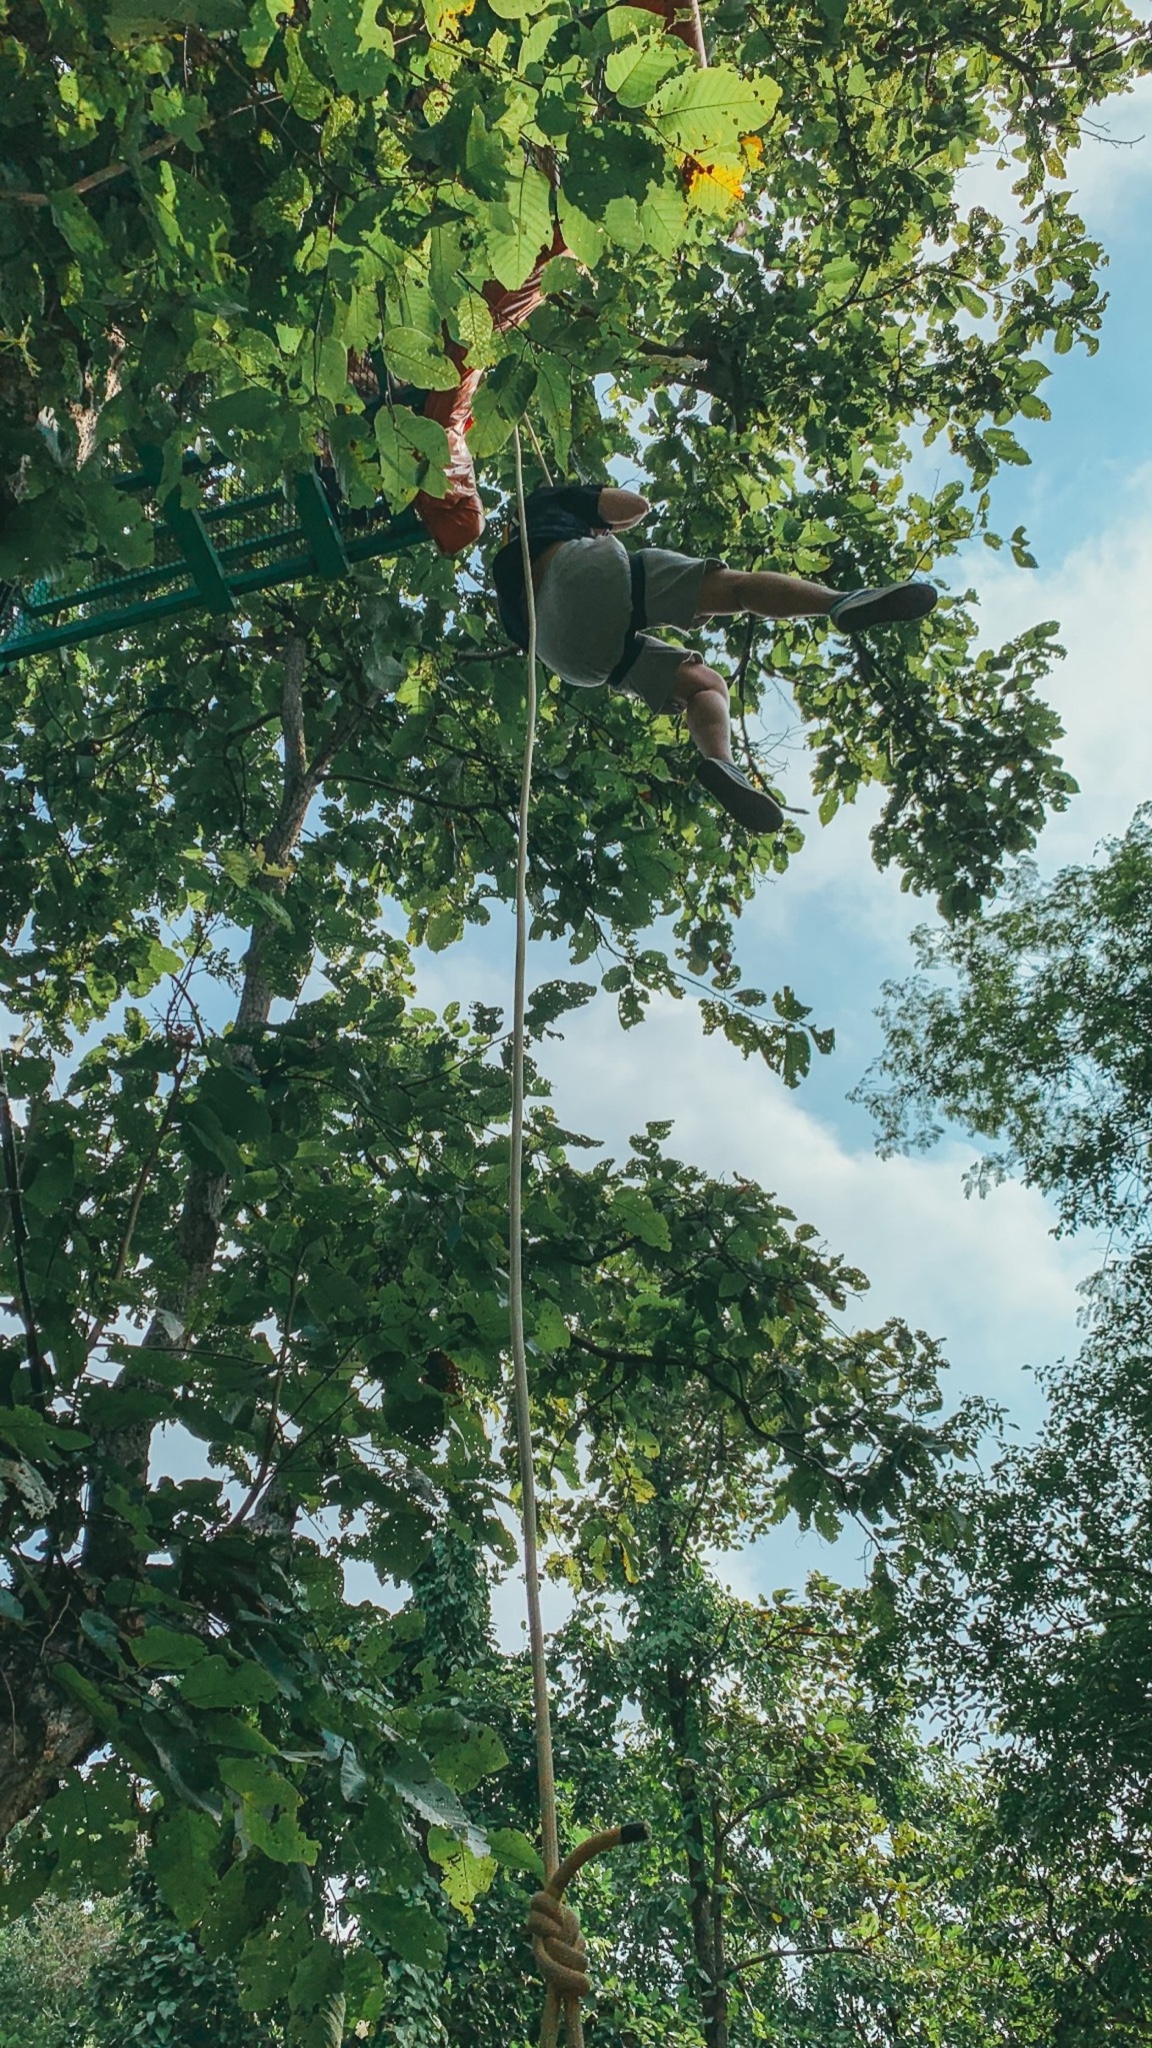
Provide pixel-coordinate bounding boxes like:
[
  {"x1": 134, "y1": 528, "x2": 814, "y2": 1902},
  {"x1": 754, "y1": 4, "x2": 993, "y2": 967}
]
[{"x1": 605, "y1": 551, "x2": 647, "y2": 687}]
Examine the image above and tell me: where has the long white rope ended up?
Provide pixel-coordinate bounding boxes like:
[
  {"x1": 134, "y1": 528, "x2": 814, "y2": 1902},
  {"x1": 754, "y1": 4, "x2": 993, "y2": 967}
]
[{"x1": 508, "y1": 423, "x2": 562, "y2": 1886}]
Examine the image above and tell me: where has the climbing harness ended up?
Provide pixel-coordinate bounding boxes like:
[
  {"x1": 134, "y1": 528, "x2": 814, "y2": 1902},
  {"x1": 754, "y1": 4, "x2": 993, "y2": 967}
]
[{"x1": 507, "y1": 425, "x2": 649, "y2": 2047}]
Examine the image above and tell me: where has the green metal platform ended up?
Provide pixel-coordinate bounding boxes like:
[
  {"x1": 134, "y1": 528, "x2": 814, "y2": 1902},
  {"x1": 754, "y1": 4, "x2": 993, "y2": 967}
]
[{"x1": 0, "y1": 452, "x2": 427, "y2": 669}]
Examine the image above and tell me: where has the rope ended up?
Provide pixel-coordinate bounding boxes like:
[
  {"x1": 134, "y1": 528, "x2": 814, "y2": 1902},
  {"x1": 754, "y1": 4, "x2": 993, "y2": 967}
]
[
  {"x1": 508, "y1": 423, "x2": 560, "y2": 1881},
  {"x1": 507, "y1": 429, "x2": 652, "y2": 2048},
  {"x1": 506, "y1": 0, "x2": 707, "y2": 2013}
]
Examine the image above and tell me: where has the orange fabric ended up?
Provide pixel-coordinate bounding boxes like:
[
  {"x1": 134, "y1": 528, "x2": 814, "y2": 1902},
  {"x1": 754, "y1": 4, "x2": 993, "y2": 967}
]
[
  {"x1": 629, "y1": 0, "x2": 707, "y2": 61},
  {"x1": 415, "y1": 361, "x2": 485, "y2": 554},
  {"x1": 481, "y1": 220, "x2": 567, "y2": 331},
  {"x1": 415, "y1": 223, "x2": 568, "y2": 557}
]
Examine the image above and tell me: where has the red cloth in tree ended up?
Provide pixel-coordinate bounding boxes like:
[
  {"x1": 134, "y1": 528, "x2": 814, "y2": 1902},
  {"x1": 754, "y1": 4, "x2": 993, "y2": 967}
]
[
  {"x1": 414, "y1": 222, "x2": 567, "y2": 556},
  {"x1": 628, "y1": 0, "x2": 707, "y2": 64}
]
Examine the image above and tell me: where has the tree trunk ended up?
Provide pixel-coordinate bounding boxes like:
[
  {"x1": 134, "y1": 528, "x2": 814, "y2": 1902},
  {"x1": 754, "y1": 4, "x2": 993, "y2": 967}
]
[
  {"x1": 0, "y1": 1599, "x2": 95, "y2": 1839},
  {"x1": 657, "y1": 1525, "x2": 729, "y2": 2048}
]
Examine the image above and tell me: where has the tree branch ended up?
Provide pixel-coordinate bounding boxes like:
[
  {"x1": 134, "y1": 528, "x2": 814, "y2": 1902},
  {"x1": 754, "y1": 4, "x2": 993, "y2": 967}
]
[
  {"x1": 0, "y1": 136, "x2": 179, "y2": 206},
  {"x1": 0, "y1": 1054, "x2": 51, "y2": 1408},
  {"x1": 84, "y1": 1046, "x2": 193, "y2": 1358}
]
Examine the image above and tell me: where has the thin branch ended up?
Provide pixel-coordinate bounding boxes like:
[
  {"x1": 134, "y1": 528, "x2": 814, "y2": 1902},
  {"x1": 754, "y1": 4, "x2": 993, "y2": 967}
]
[
  {"x1": 1, "y1": 135, "x2": 179, "y2": 207},
  {"x1": 84, "y1": 1047, "x2": 193, "y2": 1357},
  {"x1": 733, "y1": 1942, "x2": 882, "y2": 1974},
  {"x1": 224, "y1": 1268, "x2": 299, "y2": 1531},
  {"x1": 0, "y1": 1053, "x2": 51, "y2": 1407},
  {"x1": 327, "y1": 770, "x2": 513, "y2": 821},
  {"x1": 223, "y1": 1364, "x2": 286, "y2": 1532}
]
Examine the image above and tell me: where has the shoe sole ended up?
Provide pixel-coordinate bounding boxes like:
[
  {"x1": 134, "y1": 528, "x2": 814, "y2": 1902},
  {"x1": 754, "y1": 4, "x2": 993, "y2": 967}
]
[
  {"x1": 835, "y1": 583, "x2": 937, "y2": 631},
  {"x1": 695, "y1": 757, "x2": 785, "y2": 833}
]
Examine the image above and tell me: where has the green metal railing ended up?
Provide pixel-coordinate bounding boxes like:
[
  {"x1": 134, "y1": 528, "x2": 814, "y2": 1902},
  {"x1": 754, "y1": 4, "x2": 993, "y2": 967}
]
[{"x1": 0, "y1": 452, "x2": 428, "y2": 668}]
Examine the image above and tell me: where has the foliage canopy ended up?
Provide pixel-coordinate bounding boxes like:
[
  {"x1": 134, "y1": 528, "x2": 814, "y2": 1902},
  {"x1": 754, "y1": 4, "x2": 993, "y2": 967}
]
[{"x1": 2, "y1": 0, "x2": 1150, "y2": 2038}]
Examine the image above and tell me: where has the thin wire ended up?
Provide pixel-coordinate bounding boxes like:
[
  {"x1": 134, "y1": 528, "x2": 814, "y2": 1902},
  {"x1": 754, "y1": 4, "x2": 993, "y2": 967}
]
[{"x1": 508, "y1": 423, "x2": 562, "y2": 1887}]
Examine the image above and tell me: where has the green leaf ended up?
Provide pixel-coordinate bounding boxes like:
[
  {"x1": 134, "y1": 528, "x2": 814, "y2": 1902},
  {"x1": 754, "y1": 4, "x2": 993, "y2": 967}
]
[
  {"x1": 180, "y1": 1655, "x2": 280, "y2": 1708},
  {"x1": 430, "y1": 1725, "x2": 508, "y2": 1794},
  {"x1": 427, "y1": 1826, "x2": 497, "y2": 1918},
  {"x1": 49, "y1": 189, "x2": 108, "y2": 260},
  {"x1": 380, "y1": 327, "x2": 459, "y2": 390},
  {"x1": 605, "y1": 37, "x2": 683, "y2": 106},
  {"x1": 611, "y1": 1187, "x2": 672, "y2": 1249},
  {"x1": 532, "y1": 356, "x2": 572, "y2": 472},
  {"x1": 382, "y1": 1769, "x2": 489, "y2": 1857},
  {"x1": 238, "y1": 1902, "x2": 313, "y2": 2012},
  {"x1": 375, "y1": 405, "x2": 453, "y2": 506},
  {"x1": 453, "y1": 291, "x2": 495, "y2": 366},
  {"x1": 603, "y1": 195, "x2": 644, "y2": 253},
  {"x1": 309, "y1": 0, "x2": 394, "y2": 97},
  {"x1": 533, "y1": 1299, "x2": 571, "y2": 1353},
  {"x1": 486, "y1": 163, "x2": 553, "y2": 290},
  {"x1": 488, "y1": 1826, "x2": 544, "y2": 1877},
  {"x1": 345, "y1": 1947, "x2": 386, "y2": 2026},
  {"x1": 149, "y1": 1806, "x2": 221, "y2": 1926},
  {"x1": 220, "y1": 1759, "x2": 319, "y2": 1865},
  {"x1": 638, "y1": 179, "x2": 690, "y2": 257},
  {"x1": 357, "y1": 1892, "x2": 448, "y2": 1965},
  {"x1": 51, "y1": 1660, "x2": 119, "y2": 1731},
  {"x1": 466, "y1": 357, "x2": 539, "y2": 459},
  {"x1": 646, "y1": 65, "x2": 781, "y2": 154},
  {"x1": 556, "y1": 196, "x2": 604, "y2": 268},
  {"x1": 314, "y1": 334, "x2": 353, "y2": 402}
]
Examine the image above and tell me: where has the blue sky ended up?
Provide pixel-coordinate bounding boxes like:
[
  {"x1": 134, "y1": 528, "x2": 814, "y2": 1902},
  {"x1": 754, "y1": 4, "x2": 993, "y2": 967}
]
[{"x1": 415, "y1": 77, "x2": 1152, "y2": 1620}]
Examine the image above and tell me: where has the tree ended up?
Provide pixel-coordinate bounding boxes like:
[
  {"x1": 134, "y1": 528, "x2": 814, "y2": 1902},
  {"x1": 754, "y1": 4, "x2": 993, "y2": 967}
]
[
  {"x1": 857, "y1": 807, "x2": 1152, "y2": 2040},
  {"x1": 58, "y1": 1562, "x2": 1093, "y2": 2048},
  {"x1": 79, "y1": 1873, "x2": 275, "y2": 2048},
  {"x1": 3, "y1": 0, "x2": 1150, "y2": 2035},
  {"x1": 856, "y1": 803, "x2": 1152, "y2": 1245},
  {"x1": 0, "y1": 1892, "x2": 116, "y2": 2048}
]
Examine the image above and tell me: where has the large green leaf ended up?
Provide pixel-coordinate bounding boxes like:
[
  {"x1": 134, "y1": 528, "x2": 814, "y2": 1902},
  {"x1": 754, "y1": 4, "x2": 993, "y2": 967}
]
[
  {"x1": 486, "y1": 163, "x2": 553, "y2": 291},
  {"x1": 646, "y1": 65, "x2": 782, "y2": 153}
]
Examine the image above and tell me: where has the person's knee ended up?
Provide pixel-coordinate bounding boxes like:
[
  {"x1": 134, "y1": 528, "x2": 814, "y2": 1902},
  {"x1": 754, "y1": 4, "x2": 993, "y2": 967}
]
[{"x1": 673, "y1": 658, "x2": 728, "y2": 708}]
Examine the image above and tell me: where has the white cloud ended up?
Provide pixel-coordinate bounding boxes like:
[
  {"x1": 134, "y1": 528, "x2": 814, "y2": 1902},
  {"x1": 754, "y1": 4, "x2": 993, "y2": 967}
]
[
  {"x1": 1060, "y1": 73, "x2": 1152, "y2": 228},
  {"x1": 956, "y1": 74, "x2": 1152, "y2": 234},
  {"x1": 537, "y1": 990, "x2": 1091, "y2": 1415},
  {"x1": 966, "y1": 479, "x2": 1152, "y2": 868}
]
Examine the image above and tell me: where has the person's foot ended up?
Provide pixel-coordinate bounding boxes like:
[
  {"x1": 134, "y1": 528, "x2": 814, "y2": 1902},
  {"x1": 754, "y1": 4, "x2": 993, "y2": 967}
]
[
  {"x1": 695, "y1": 756, "x2": 785, "y2": 833},
  {"x1": 828, "y1": 581, "x2": 937, "y2": 631}
]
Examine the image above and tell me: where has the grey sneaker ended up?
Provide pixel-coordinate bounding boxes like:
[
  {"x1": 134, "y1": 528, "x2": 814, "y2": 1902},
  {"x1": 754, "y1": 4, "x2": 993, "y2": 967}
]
[
  {"x1": 829, "y1": 582, "x2": 937, "y2": 631},
  {"x1": 695, "y1": 757, "x2": 785, "y2": 833}
]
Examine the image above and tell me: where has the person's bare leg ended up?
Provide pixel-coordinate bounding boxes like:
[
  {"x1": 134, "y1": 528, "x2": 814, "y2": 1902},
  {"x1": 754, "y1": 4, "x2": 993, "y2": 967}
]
[
  {"x1": 697, "y1": 566, "x2": 834, "y2": 619},
  {"x1": 672, "y1": 656, "x2": 784, "y2": 831},
  {"x1": 696, "y1": 564, "x2": 939, "y2": 631},
  {"x1": 673, "y1": 656, "x2": 733, "y2": 759}
]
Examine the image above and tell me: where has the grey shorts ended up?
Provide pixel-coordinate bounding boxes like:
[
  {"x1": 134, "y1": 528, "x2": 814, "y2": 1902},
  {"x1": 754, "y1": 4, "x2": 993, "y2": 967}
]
[{"x1": 533, "y1": 535, "x2": 723, "y2": 713}]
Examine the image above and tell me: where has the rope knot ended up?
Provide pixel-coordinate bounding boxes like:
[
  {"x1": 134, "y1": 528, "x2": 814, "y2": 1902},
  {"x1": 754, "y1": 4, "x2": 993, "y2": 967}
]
[
  {"x1": 529, "y1": 1888, "x2": 591, "y2": 2003},
  {"x1": 526, "y1": 1823, "x2": 650, "y2": 2048}
]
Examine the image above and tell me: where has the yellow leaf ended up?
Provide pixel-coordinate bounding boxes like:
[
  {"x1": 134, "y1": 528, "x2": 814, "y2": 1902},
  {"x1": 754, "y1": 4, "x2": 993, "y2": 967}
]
[{"x1": 685, "y1": 156, "x2": 745, "y2": 208}]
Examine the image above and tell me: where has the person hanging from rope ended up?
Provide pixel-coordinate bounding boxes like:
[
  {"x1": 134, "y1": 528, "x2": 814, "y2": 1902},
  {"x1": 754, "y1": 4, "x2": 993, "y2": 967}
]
[{"x1": 491, "y1": 482, "x2": 938, "y2": 834}]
